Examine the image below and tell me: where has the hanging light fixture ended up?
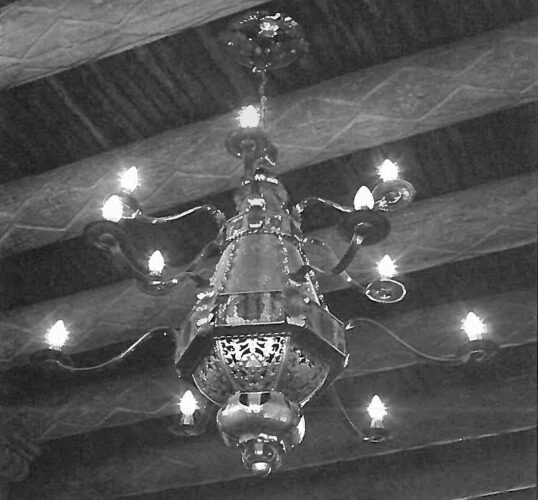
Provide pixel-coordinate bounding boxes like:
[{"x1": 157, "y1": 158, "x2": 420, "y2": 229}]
[{"x1": 30, "y1": 10, "x2": 499, "y2": 477}]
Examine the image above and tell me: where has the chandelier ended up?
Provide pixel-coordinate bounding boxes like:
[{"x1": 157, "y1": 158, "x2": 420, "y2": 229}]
[{"x1": 32, "y1": 11, "x2": 499, "y2": 477}]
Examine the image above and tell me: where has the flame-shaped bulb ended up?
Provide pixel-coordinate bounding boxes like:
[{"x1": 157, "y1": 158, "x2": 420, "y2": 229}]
[
  {"x1": 148, "y1": 250, "x2": 165, "y2": 276},
  {"x1": 377, "y1": 254, "x2": 397, "y2": 279},
  {"x1": 367, "y1": 395, "x2": 387, "y2": 425},
  {"x1": 462, "y1": 312, "x2": 486, "y2": 341},
  {"x1": 238, "y1": 105, "x2": 261, "y2": 128},
  {"x1": 47, "y1": 319, "x2": 70, "y2": 350},
  {"x1": 354, "y1": 186, "x2": 375, "y2": 210},
  {"x1": 102, "y1": 195, "x2": 123, "y2": 222},
  {"x1": 377, "y1": 159, "x2": 400, "y2": 182},
  {"x1": 179, "y1": 390, "x2": 199, "y2": 425},
  {"x1": 119, "y1": 166, "x2": 139, "y2": 193}
]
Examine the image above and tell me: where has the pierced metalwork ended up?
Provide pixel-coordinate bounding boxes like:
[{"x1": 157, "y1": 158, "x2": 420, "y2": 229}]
[
  {"x1": 277, "y1": 344, "x2": 329, "y2": 405},
  {"x1": 219, "y1": 335, "x2": 286, "y2": 392},
  {"x1": 193, "y1": 347, "x2": 234, "y2": 406}
]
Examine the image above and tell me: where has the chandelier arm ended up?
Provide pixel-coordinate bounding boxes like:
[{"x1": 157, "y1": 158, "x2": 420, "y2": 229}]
[
  {"x1": 135, "y1": 204, "x2": 226, "y2": 229},
  {"x1": 135, "y1": 239, "x2": 221, "y2": 295},
  {"x1": 326, "y1": 385, "x2": 364, "y2": 438},
  {"x1": 38, "y1": 326, "x2": 174, "y2": 373},
  {"x1": 301, "y1": 236, "x2": 366, "y2": 281},
  {"x1": 294, "y1": 197, "x2": 353, "y2": 219},
  {"x1": 345, "y1": 318, "x2": 471, "y2": 365},
  {"x1": 341, "y1": 272, "x2": 369, "y2": 294}
]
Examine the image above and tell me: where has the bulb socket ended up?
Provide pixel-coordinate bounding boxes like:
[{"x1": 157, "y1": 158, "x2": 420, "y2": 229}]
[
  {"x1": 339, "y1": 210, "x2": 391, "y2": 246},
  {"x1": 362, "y1": 426, "x2": 390, "y2": 443},
  {"x1": 226, "y1": 128, "x2": 272, "y2": 160},
  {"x1": 366, "y1": 278, "x2": 406, "y2": 304},
  {"x1": 459, "y1": 339, "x2": 500, "y2": 364},
  {"x1": 372, "y1": 179, "x2": 416, "y2": 212}
]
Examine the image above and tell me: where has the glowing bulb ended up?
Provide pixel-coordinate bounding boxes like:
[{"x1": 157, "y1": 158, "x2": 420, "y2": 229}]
[
  {"x1": 377, "y1": 159, "x2": 399, "y2": 182},
  {"x1": 179, "y1": 390, "x2": 199, "y2": 425},
  {"x1": 377, "y1": 254, "x2": 397, "y2": 279},
  {"x1": 238, "y1": 105, "x2": 261, "y2": 128},
  {"x1": 353, "y1": 186, "x2": 375, "y2": 210},
  {"x1": 367, "y1": 395, "x2": 387, "y2": 423},
  {"x1": 102, "y1": 195, "x2": 123, "y2": 222},
  {"x1": 119, "y1": 166, "x2": 138, "y2": 193},
  {"x1": 46, "y1": 319, "x2": 70, "y2": 350},
  {"x1": 148, "y1": 250, "x2": 165, "y2": 275},
  {"x1": 462, "y1": 312, "x2": 486, "y2": 341}
]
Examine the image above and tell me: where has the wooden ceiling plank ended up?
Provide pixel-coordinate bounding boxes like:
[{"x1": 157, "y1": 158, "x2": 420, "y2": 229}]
[
  {"x1": 0, "y1": 19, "x2": 536, "y2": 257},
  {"x1": 10, "y1": 384, "x2": 536, "y2": 498},
  {"x1": 0, "y1": 0, "x2": 270, "y2": 90},
  {"x1": 460, "y1": 486, "x2": 538, "y2": 500},
  {"x1": 2, "y1": 288, "x2": 535, "y2": 443},
  {"x1": 122, "y1": 433, "x2": 536, "y2": 500},
  {"x1": 118, "y1": 432, "x2": 537, "y2": 500},
  {"x1": 0, "y1": 173, "x2": 535, "y2": 367}
]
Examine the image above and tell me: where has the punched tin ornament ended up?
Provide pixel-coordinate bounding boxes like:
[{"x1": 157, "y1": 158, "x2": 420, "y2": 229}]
[{"x1": 220, "y1": 11, "x2": 309, "y2": 71}]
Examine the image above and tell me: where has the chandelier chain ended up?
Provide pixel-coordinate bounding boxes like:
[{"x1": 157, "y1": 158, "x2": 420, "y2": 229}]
[{"x1": 258, "y1": 70, "x2": 269, "y2": 129}]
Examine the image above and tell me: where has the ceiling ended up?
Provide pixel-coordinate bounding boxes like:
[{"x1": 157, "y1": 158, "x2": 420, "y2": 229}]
[{"x1": 0, "y1": 0, "x2": 536, "y2": 499}]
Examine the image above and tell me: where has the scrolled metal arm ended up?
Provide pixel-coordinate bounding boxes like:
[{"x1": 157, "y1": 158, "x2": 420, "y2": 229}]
[
  {"x1": 295, "y1": 196, "x2": 390, "y2": 250},
  {"x1": 135, "y1": 240, "x2": 221, "y2": 295},
  {"x1": 134, "y1": 203, "x2": 226, "y2": 229},
  {"x1": 291, "y1": 197, "x2": 365, "y2": 279},
  {"x1": 105, "y1": 191, "x2": 226, "y2": 231},
  {"x1": 32, "y1": 326, "x2": 173, "y2": 373},
  {"x1": 345, "y1": 318, "x2": 471, "y2": 366},
  {"x1": 294, "y1": 197, "x2": 354, "y2": 218},
  {"x1": 294, "y1": 234, "x2": 364, "y2": 280},
  {"x1": 86, "y1": 198, "x2": 226, "y2": 294}
]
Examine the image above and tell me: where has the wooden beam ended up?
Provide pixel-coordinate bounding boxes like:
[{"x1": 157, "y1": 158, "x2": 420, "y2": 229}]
[
  {"x1": 462, "y1": 487, "x2": 538, "y2": 500},
  {"x1": 119, "y1": 431, "x2": 537, "y2": 500},
  {"x1": 0, "y1": 173, "x2": 535, "y2": 367},
  {"x1": 9, "y1": 372, "x2": 537, "y2": 498},
  {"x1": 3, "y1": 288, "x2": 535, "y2": 442},
  {"x1": 0, "y1": 20, "x2": 536, "y2": 257},
  {"x1": 0, "y1": 0, "x2": 269, "y2": 89}
]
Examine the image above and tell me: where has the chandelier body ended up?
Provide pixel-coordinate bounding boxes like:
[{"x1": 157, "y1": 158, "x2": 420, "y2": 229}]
[
  {"x1": 32, "y1": 8, "x2": 494, "y2": 481},
  {"x1": 175, "y1": 170, "x2": 348, "y2": 475}
]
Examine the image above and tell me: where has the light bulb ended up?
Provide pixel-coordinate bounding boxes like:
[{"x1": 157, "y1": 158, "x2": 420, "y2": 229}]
[
  {"x1": 46, "y1": 319, "x2": 70, "y2": 350},
  {"x1": 377, "y1": 159, "x2": 399, "y2": 182},
  {"x1": 377, "y1": 254, "x2": 397, "y2": 279},
  {"x1": 119, "y1": 166, "x2": 139, "y2": 193},
  {"x1": 148, "y1": 250, "x2": 165, "y2": 276},
  {"x1": 462, "y1": 312, "x2": 486, "y2": 341},
  {"x1": 238, "y1": 105, "x2": 261, "y2": 128},
  {"x1": 102, "y1": 195, "x2": 123, "y2": 222},
  {"x1": 353, "y1": 186, "x2": 375, "y2": 210},
  {"x1": 367, "y1": 395, "x2": 387, "y2": 423},
  {"x1": 179, "y1": 390, "x2": 199, "y2": 425}
]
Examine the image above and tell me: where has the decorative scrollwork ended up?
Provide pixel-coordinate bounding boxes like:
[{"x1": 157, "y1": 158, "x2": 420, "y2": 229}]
[
  {"x1": 193, "y1": 347, "x2": 234, "y2": 406},
  {"x1": 277, "y1": 344, "x2": 329, "y2": 405},
  {"x1": 219, "y1": 11, "x2": 309, "y2": 72},
  {"x1": 85, "y1": 206, "x2": 224, "y2": 295},
  {"x1": 219, "y1": 335, "x2": 286, "y2": 392}
]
